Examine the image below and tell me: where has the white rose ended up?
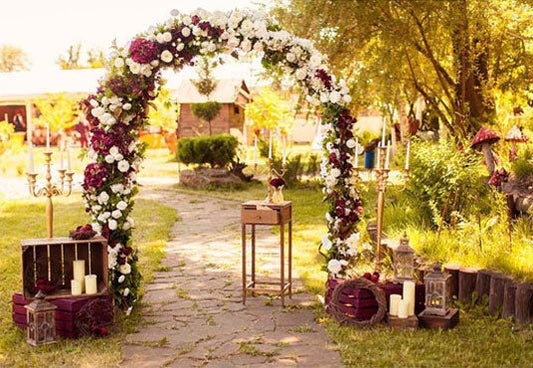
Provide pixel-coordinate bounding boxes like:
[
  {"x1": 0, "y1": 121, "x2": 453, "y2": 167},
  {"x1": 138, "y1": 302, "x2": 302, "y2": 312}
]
[
  {"x1": 117, "y1": 201, "x2": 128, "y2": 211},
  {"x1": 346, "y1": 232, "x2": 360, "y2": 249},
  {"x1": 120, "y1": 263, "x2": 132, "y2": 275},
  {"x1": 112, "y1": 209, "x2": 122, "y2": 219},
  {"x1": 114, "y1": 58, "x2": 124, "y2": 68},
  {"x1": 310, "y1": 54, "x2": 322, "y2": 67},
  {"x1": 182, "y1": 15, "x2": 192, "y2": 26},
  {"x1": 92, "y1": 222, "x2": 102, "y2": 234},
  {"x1": 91, "y1": 107, "x2": 104, "y2": 117},
  {"x1": 108, "y1": 219, "x2": 118, "y2": 230},
  {"x1": 330, "y1": 91, "x2": 341, "y2": 104},
  {"x1": 343, "y1": 94, "x2": 352, "y2": 104},
  {"x1": 177, "y1": 43, "x2": 185, "y2": 51},
  {"x1": 129, "y1": 62, "x2": 141, "y2": 74},
  {"x1": 286, "y1": 53, "x2": 296, "y2": 63},
  {"x1": 327, "y1": 259, "x2": 348, "y2": 276},
  {"x1": 295, "y1": 68, "x2": 307, "y2": 80},
  {"x1": 118, "y1": 275, "x2": 125, "y2": 283},
  {"x1": 127, "y1": 216, "x2": 135, "y2": 227},
  {"x1": 108, "y1": 251, "x2": 117, "y2": 269},
  {"x1": 105, "y1": 155, "x2": 115, "y2": 164},
  {"x1": 89, "y1": 99, "x2": 99, "y2": 107},
  {"x1": 181, "y1": 26, "x2": 191, "y2": 37},
  {"x1": 97, "y1": 213, "x2": 107, "y2": 222},
  {"x1": 115, "y1": 153, "x2": 124, "y2": 161},
  {"x1": 98, "y1": 191, "x2": 109, "y2": 204},
  {"x1": 123, "y1": 287, "x2": 130, "y2": 296},
  {"x1": 331, "y1": 168, "x2": 341, "y2": 178},
  {"x1": 322, "y1": 235, "x2": 333, "y2": 251},
  {"x1": 161, "y1": 50, "x2": 173, "y2": 63},
  {"x1": 346, "y1": 139, "x2": 356, "y2": 149},
  {"x1": 111, "y1": 184, "x2": 124, "y2": 194},
  {"x1": 123, "y1": 222, "x2": 131, "y2": 230},
  {"x1": 118, "y1": 160, "x2": 130, "y2": 172},
  {"x1": 156, "y1": 33, "x2": 165, "y2": 43},
  {"x1": 207, "y1": 43, "x2": 216, "y2": 52},
  {"x1": 240, "y1": 39, "x2": 252, "y2": 52},
  {"x1": 109, "y1": 146, "x2": 119, "y2": 156},
  {"x1": 122, "y1": 103, "x2": 132, "y2": 111},
  {"x1": 163, "y1": 32, "x2": 172, "y2": 42}
]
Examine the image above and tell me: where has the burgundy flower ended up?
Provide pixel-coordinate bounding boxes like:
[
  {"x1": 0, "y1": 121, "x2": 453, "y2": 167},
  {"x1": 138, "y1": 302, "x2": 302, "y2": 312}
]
[
  {"x1": 192, "y1": 15, "x2": 200, "y2": 25},
  {"x1": 315, "y1": 69, "x2": 332, "y2": 90},
  {"x1": 129, "y1": 38, "x2": 158, "y2": 64},
  {"x1": 83, "y1": 163, "x2": 108, "y2": 189},
  {"x1": 270, "y1": 177, "x2": 285, "y2": 188},
  {"x1": 120, "y1": 246, "x2": 133, "y2": 257}
]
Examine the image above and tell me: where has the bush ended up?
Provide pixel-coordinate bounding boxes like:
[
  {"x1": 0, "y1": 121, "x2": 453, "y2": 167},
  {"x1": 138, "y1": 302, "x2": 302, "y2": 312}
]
[
  {"x1": 408, "y1": 138, "x2": 491, "y2": 227},
  {"x1": 176, "y1": 134, "x2": 238, "y2": 168}
]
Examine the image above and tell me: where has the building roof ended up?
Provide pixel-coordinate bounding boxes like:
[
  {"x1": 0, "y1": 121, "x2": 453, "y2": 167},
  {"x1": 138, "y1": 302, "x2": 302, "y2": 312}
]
[
  {"x1": 0, "y1": 68, "x2": 105, "y2": 102},
  {"x1": 173, "y1": 78, "x2": 251, "y2": 104}
]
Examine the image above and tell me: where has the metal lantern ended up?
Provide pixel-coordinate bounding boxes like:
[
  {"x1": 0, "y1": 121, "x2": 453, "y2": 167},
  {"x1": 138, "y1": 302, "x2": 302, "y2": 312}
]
[
  {"x1": 424, "y1": 263, "x2": 450, "y2": 316},
  {"x1": 25, "y1": 290, "x2": 57, "y2": 346},
  {"x1": 393, "y1": 232, "x2": 415, "y2": 283}
]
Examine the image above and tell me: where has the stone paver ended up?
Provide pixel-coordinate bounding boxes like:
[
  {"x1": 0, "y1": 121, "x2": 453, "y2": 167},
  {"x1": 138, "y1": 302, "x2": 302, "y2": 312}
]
[{"x1": 120, "y1": 188, "x2": 342, "y2": 367}]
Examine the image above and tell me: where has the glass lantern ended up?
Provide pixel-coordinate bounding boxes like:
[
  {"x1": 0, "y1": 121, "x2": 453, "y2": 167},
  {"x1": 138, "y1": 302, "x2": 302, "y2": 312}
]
[
  {"x1": 424, "y1": 263, "x2": 450, "y2": 316},
  {"x1": 393, "y1": 232, "x2": 415, "y2": 283},
  {"x1": 25, "y1": 290, "x2": 57, "y2": 346}
]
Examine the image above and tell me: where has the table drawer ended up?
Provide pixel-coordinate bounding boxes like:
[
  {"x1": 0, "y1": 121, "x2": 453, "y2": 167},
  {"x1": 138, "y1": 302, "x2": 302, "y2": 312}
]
[{"x1": 241, "y1": 209, "x2": 279, "y2": 225}]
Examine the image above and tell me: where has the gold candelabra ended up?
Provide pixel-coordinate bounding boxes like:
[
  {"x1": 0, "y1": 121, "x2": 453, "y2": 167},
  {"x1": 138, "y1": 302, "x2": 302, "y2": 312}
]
[
  {"x1": 265, "y1": 157, "x2": 287, "y2": 203},
  {"x1": 27, "y1": 151, "x2": 74, "y2": 238}
]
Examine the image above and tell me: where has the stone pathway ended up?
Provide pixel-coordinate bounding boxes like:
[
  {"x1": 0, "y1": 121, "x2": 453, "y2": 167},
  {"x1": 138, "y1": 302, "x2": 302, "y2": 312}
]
[{"x1": 121, "y1": 188, "x2": 342, "y2": 367}]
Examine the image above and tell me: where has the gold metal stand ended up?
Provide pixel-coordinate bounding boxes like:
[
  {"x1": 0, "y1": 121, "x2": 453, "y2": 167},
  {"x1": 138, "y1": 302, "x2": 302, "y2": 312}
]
[{"x1": 27, "y1": 151, "x2": 74, "y2": 238}]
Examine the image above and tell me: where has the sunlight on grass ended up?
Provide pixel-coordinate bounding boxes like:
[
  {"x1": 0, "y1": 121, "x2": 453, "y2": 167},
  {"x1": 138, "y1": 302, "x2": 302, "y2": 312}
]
[{"x1": 0, "y1": 195, "x2": 176, "y2": 367}]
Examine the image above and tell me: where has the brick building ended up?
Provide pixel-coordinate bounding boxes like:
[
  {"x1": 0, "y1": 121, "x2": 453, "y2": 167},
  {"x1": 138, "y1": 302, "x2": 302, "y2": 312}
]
[{"x1": 174, "y1": 78, "x2": 251, "y2": 138}]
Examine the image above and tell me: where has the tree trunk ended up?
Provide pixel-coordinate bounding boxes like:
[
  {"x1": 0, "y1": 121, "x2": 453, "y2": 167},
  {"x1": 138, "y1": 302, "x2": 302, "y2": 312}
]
[
  {"x1": 444, "y1": 263, "x2": 461, "y2": 300},
  {"x1": 515, "y1": 282, "x2": 533, "y2": 325},
  {"x1": 502, "y1": 280, "x2": 517, "y2": 319},
  {"x1": 459, "y1": 267, "x2": 478, "y2": 304},
  {"x1": 475, "y1": 269, "x2": 493, "y2": 304},
  {"x1": 489, "y1": 273, "x2": 509, "y2": 316}
]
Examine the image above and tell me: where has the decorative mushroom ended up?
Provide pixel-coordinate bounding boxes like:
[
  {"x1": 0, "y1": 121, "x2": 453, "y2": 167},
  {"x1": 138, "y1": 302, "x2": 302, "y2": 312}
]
[
  {"x1": 505, "y1": 125, "x2": 528, "y2": 161},
  {"x1": 471, "y1": 126, "x2": 500, "y2": 175}
]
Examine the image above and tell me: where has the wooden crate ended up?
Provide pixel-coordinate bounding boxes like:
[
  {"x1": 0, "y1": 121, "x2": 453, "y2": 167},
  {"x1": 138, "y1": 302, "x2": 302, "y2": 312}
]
[{"x1": 21, "y1": 236, "x2": 108, "y2": 299}]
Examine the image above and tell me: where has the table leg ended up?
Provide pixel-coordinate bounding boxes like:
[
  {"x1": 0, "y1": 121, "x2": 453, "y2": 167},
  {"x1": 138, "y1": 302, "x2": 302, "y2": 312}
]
[
  {"x1": 289, "y1": 219, "x2": 292, "y2": 298},
  {"x1": 251, "y1": 224, "x2": 256, "y2": 295},
  {"x1": 242, "y1": 223, "x2": 246, "y2": 305},
  {"x1": 280, "y1": 222, "x2": 285, "y2": 307}
]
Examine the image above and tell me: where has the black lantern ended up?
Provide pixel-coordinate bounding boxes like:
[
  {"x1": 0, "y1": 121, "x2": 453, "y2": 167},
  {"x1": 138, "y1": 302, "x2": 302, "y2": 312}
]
[
  {"x1": 424, "y1": 263, "x2": 450, "y2": 316},
  {"x1": 393, "y1": 232, "x2": 415, "y2": 283},
  {"x1": 25, "y1": 290, "x2": 57, "y2": 346}
]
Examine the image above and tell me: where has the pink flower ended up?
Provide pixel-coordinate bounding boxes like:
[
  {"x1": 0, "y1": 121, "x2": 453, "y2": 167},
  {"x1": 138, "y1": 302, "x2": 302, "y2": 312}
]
[{"x1": 129, "y1": 38, "x2": 158, "y2": 64}]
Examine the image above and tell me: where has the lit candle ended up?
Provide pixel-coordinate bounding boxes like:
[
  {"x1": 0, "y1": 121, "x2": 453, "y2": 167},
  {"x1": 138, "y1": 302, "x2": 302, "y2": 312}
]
[
  {"x1": 85, "y1": 274, "x2": 98, "y2": 295},
  {"x1": 282, "y1": 134, "x2": 287, "y2": 166},
  {"x1": 376, "y1": 143, "x2": 381, "y2": 169},
  {"x1": 403, "y1": 280, "x2": 416, "y2": 316},
  {"x1": 253, "y1": 135, "x2": 258, "y2": 165},
  {"x1": 389, "y1": 294, "x2": 401, "y2": 316},
  {"x1": 28, "y1": 140, "x2": 34, "y2": 174},
  {"x1": 398, "y1": 298, "x2": 409, "y2": 319},
  {"x1": 46, "y1": 122, "x2": 50, "y2": 151},
  {"x1": 60, "y1": 140, "x2": 64, "y2": 170},
  {"x1": 71, "y1": 279, "x2": 82, "y2": 296},
  {"x1": 385, "y1": 140, "x2": 391, "y2": 170},
  {"x1": 381, "y1": 117, "x2": 386, "y2": 146},
  {"x1": 268, "y1": 130, "x2": 272, "y2": 159},
  {"x1": 73, "y1": 260, "x2": 85, "y2": 292},
  {"x1": 354, "y1": 138, "x2": 359, "y2": 169},
  {"x1": 67, "y1": 143, "x2": 71, "y2": 172},
  {"x1": 405, "y1": 140, "x2": 410, "y2": 170}
]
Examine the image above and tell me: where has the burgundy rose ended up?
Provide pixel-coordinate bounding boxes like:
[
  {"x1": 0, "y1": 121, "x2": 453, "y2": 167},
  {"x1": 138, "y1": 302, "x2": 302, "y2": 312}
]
[
  {"x1": 270, "y1": 177, "x2": 285, "y2": 188},
  {"x1": 120, "y1": 246, "x2": 133, "y2": 257},
  {"x1": 315, "y1": 69, "x2": 332, "y2": 90},
  {"x1": 83, "y1": 163, "x2": 108, "y2": 189},
  {"x1": 335, "y1": 207, "x2": 345, "y2": 216},
  {"x1": 129, "y1": 38, "x2": 158, "y2": 64},
  {"x1": 192, "y1": 15, "x2": 200, "y2": 25}
]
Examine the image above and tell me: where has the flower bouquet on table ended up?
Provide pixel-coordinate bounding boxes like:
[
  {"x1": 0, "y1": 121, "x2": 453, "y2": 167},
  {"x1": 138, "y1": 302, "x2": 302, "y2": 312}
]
[
  {"x1": 269, "y1": 177, "x2": 285, "y2": 203},
  {"x1": 70, "y1": 224, "x2": 97, "y2": 240}
]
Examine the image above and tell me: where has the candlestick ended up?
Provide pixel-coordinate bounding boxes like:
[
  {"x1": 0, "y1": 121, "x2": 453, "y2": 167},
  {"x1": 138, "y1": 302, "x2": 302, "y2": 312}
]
[
  {"x1": 405, "y1": 140, "x2": 410, "y2": 170},
  {"x1": 390, "y1": 294, "x2": 401, "y2": 316},
  {"x1": 376, "y1": 143, "x2": 381, "y2": 170},
  {"x1": 85, "y1": 274, "x2": 98, "y2": 295},
  {"x1": 381, "y1": 117, "x2": 386, "y2": 146},
  {"x1": 354, "y1": 138, "x2": 359, "y2": 169},
  {"x1": 46, "y1": 122, "x2": 50, "y2": 151},
  {"x1": 28, "y1": 140, "x2": 34, "y2": 174},
  {"x1": 268, "y1": 131, "x2": 272, "y2": 159}
]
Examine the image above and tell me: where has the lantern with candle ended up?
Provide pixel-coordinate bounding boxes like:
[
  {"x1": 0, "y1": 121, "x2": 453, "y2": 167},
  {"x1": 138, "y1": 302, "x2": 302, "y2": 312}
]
[
  {"x1": 393, "y1": 232, "x2": 415, "y2": 283},
  {"x1": 25, "y1": 290, "x2": 57, "y2": 346}
]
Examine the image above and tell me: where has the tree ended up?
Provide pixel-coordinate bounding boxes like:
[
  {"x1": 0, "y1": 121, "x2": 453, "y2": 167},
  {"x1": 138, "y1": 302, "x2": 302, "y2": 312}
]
[
  {"x1": 58, "y1": 43, "x2": 106, "y2": 70},
  {"x1": 34, "y1": 93, "x2": 79, "y2": 132},
  {"x1": 148, "y1": 87, "x2": 179, "y2": 132},
  {"x1": 0, "y1": 45, "x2": 30, "y2": 72},
  {"x1": 272, "y1": 0, "x2": 533, "y2": 139},
  {"x1": 245, "y1": 86, "x2": 294, "y2": 133},
  {"x1": 191, "y1": 57, "x2": 222, "y2": 135}
]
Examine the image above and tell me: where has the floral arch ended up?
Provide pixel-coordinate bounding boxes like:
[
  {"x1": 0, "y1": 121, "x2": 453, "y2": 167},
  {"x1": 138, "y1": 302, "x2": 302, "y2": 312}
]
[{"x1": 81, "y1": 8, "x2": 362, "y2": 310}]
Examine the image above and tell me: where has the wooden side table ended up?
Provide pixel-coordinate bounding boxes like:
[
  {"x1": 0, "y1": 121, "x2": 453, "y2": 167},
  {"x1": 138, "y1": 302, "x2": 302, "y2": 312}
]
[{"x1": 241, "y1": 201, "x2": 292, "y2": 307}]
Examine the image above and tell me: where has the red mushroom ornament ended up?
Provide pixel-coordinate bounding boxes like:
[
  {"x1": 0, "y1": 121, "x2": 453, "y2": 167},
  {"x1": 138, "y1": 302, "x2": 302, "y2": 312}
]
[
  {"x1": 471, "y1": 127, "x2": 500, "y2": 175},
  {"x1": 505, "y1": 125, "x2": 528, "y2": 161}
]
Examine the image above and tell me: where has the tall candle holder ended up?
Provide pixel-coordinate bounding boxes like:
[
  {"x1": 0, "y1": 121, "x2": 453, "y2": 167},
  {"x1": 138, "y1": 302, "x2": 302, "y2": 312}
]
[
  {"x1": 27, "y1": 151, "x2": 74, "y2": 238},
  {"x1": 265, "y1": 157, "x2": 287, "y2": 203}
]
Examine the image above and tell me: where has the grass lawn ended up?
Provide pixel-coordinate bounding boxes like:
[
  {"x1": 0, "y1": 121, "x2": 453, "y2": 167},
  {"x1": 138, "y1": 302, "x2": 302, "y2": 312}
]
[
  {"x1": 0, "y1": 195, "x2": 177, "y2": 367},
  {"x1": 175, "y1": 182, "x2": 533, "y2": 367}
]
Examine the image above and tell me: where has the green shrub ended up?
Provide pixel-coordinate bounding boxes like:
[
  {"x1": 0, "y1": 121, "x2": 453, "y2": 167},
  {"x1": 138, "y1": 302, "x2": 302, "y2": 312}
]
[
  {"x1": 512, "y1": 156, "x2": 533, "y2": 180},
  {"x1": 408, "y1": 138, "x2": 491, "y2": 227},
  {"x1": 176, "y1": 134, "x2": 238, "y2": 168}
]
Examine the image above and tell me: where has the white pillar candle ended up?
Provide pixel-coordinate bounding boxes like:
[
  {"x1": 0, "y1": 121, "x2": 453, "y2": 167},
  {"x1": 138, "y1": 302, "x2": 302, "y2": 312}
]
[
  {"x1": 398, "y1": 299, "x2": 409, "y2": 319},
  {"x1": 67, "y1": 143, "x2": 71, "y2": 172},
  {"x1": 71, "y1": 279, "x2": 82, "y2": 296},
  {"x1": 28, "y1": 140, "x2": 34, "y2": 173},
  {"x1": 46, "y1": 122, "x2": 50, "y2": 151},
  {"x1": 403, "y1": 280, "x2": 416, "y2": 316},
  {"x1": 405, "y1": 140, "x2": 410, "y2": 170},
  {"x1": 85, "y1": 274, "x2": 98, "y2": 295},
  {"x1": 73, "y1": 260, "x2": 85, "y2": 292},
  {"x1": 385, "y1": 140, "x2": 391, "y2": 169},
  {"x1": 389, "y1": 294, "x2": 401, "y2": 316},
  {"x1": 268, "y1": 130, "x2": 272, "y2": 159}
]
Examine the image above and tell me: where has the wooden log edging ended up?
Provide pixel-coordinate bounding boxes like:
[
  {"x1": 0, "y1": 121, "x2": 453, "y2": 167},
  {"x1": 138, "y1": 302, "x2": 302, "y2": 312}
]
[
  {"x1": 475, "y1": 269, "x2": 493, "y2": 304},
  {"x1": 515, "y1": 282, "x2": 533, "y2": 325},
  {"x1": 444, "y1": 263, "x2": 461, "y2": 300},
  {"x1": 502, "y1": 280, "x2": 517, "y2": 319},
  {"x1": 489, "y1": 272, "x2": 510, "y2": 317},
  {"x1": 459, "y1": 267, "x2": 478, "y2": 304}
]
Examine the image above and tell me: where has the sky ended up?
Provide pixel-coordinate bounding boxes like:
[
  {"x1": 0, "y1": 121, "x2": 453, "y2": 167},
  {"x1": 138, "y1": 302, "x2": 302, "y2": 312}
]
[{"x1": 0, "y1": 0, "x2": 259, "y2": 71}]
